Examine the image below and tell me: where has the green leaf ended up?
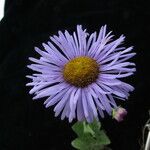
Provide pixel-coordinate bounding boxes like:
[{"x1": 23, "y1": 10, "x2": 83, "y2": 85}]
[
  {"x1": 71, "y1": 138, "x2": 85, "y2": 150},
  {"x1": 88, "y1": 119, "x2": 101, "y2": 134},
  {"x1": 96, "y1": 130, "x2": 111, "y2": 145},
  {"x1": 83, "y1": 122, "x2": 95, "y2": 136},
  {"x1": 72, "y1": 137, "x2": 106, "y2": 150},
  {"x1": 72, "y1": 121, "x2": 84, "y2": 137},
  {"x1": 71, "y1": 120, "x2": 111, "y2": 150}
]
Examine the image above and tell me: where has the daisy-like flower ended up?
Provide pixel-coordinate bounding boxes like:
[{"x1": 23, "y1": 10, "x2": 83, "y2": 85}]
[{"x1": 26, "y1": 25, "x2": 136, "y2": 123}]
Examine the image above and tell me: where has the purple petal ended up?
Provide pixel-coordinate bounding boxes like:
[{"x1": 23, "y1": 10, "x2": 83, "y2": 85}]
[
  {"x1": 44, "y1": 86, "x2": 70, "y2": 107},
  {"x1": 85, "y1": 88, "x2": 98, "y2": 117},
  {"x1": 77, "y1": 93, "x2": 85, "y2": 121},
  {"x1": 92, "y1": 83, "x2": 111, "y2": 94},
  {"x1": 99, "y1": 94, "x2": 112, "y2": 115},
  {"x1": 33, "y1": 82, "x2": 69, "y2": 99},
  {"x1": 54, "y1": 87, "x2": 74, "y2": 117},
  {"x1": 61, "y1": 101, "x2": 70, "y2": 120},
  {"x1": 82, "y1": 89, "x2": 89, "y2": 118},
  {"x1": 69, "y1": 88, "x2": 81, "y2": 122}
]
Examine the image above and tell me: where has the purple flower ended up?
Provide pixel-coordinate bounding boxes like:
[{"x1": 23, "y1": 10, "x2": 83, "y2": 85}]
[
  {"x1": 26, "y1": 25, "x2": 136, "y2": 123},
  {"x1": 112, "y1": 107, "x2": 128, "y2": 122}
]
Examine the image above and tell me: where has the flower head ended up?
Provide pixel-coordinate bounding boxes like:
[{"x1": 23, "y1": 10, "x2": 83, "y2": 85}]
[{"x1": 26, "y1": 25, "x2": 136, "y2": 123}]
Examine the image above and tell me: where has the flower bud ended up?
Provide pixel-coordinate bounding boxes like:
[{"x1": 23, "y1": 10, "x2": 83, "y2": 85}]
[{"x1": 112, "y1": 107, "x2": 127, "y2": 122}]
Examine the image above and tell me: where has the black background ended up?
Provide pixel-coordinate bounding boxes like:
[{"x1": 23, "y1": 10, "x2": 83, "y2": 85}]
[{"x1": 0, "y1": 0, "x2": 150, "y2": 150}]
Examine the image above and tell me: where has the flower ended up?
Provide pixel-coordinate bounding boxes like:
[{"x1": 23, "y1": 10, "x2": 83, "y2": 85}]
[
  {"x1": 112, "y1": 107, "x2": 128, "y2": 122},
  {"x1": 26, "y1": 25, "x2": 136, "y2": 123}
]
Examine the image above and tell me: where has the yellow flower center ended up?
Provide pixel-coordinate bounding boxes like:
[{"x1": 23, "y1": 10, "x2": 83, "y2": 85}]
[{"x1": 63, "y1": 56, "x2": 100, "y2": 87}]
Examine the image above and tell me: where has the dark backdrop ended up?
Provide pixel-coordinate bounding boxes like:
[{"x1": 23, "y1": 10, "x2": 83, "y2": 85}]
[{"x1": 0, "y1": 0, "x2": 150, "y2": 150}]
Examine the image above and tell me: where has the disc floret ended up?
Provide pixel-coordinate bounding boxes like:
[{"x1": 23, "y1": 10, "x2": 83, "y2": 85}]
[{"x1": 63, "y1": 56, "x2": 100, "y2": 87}]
